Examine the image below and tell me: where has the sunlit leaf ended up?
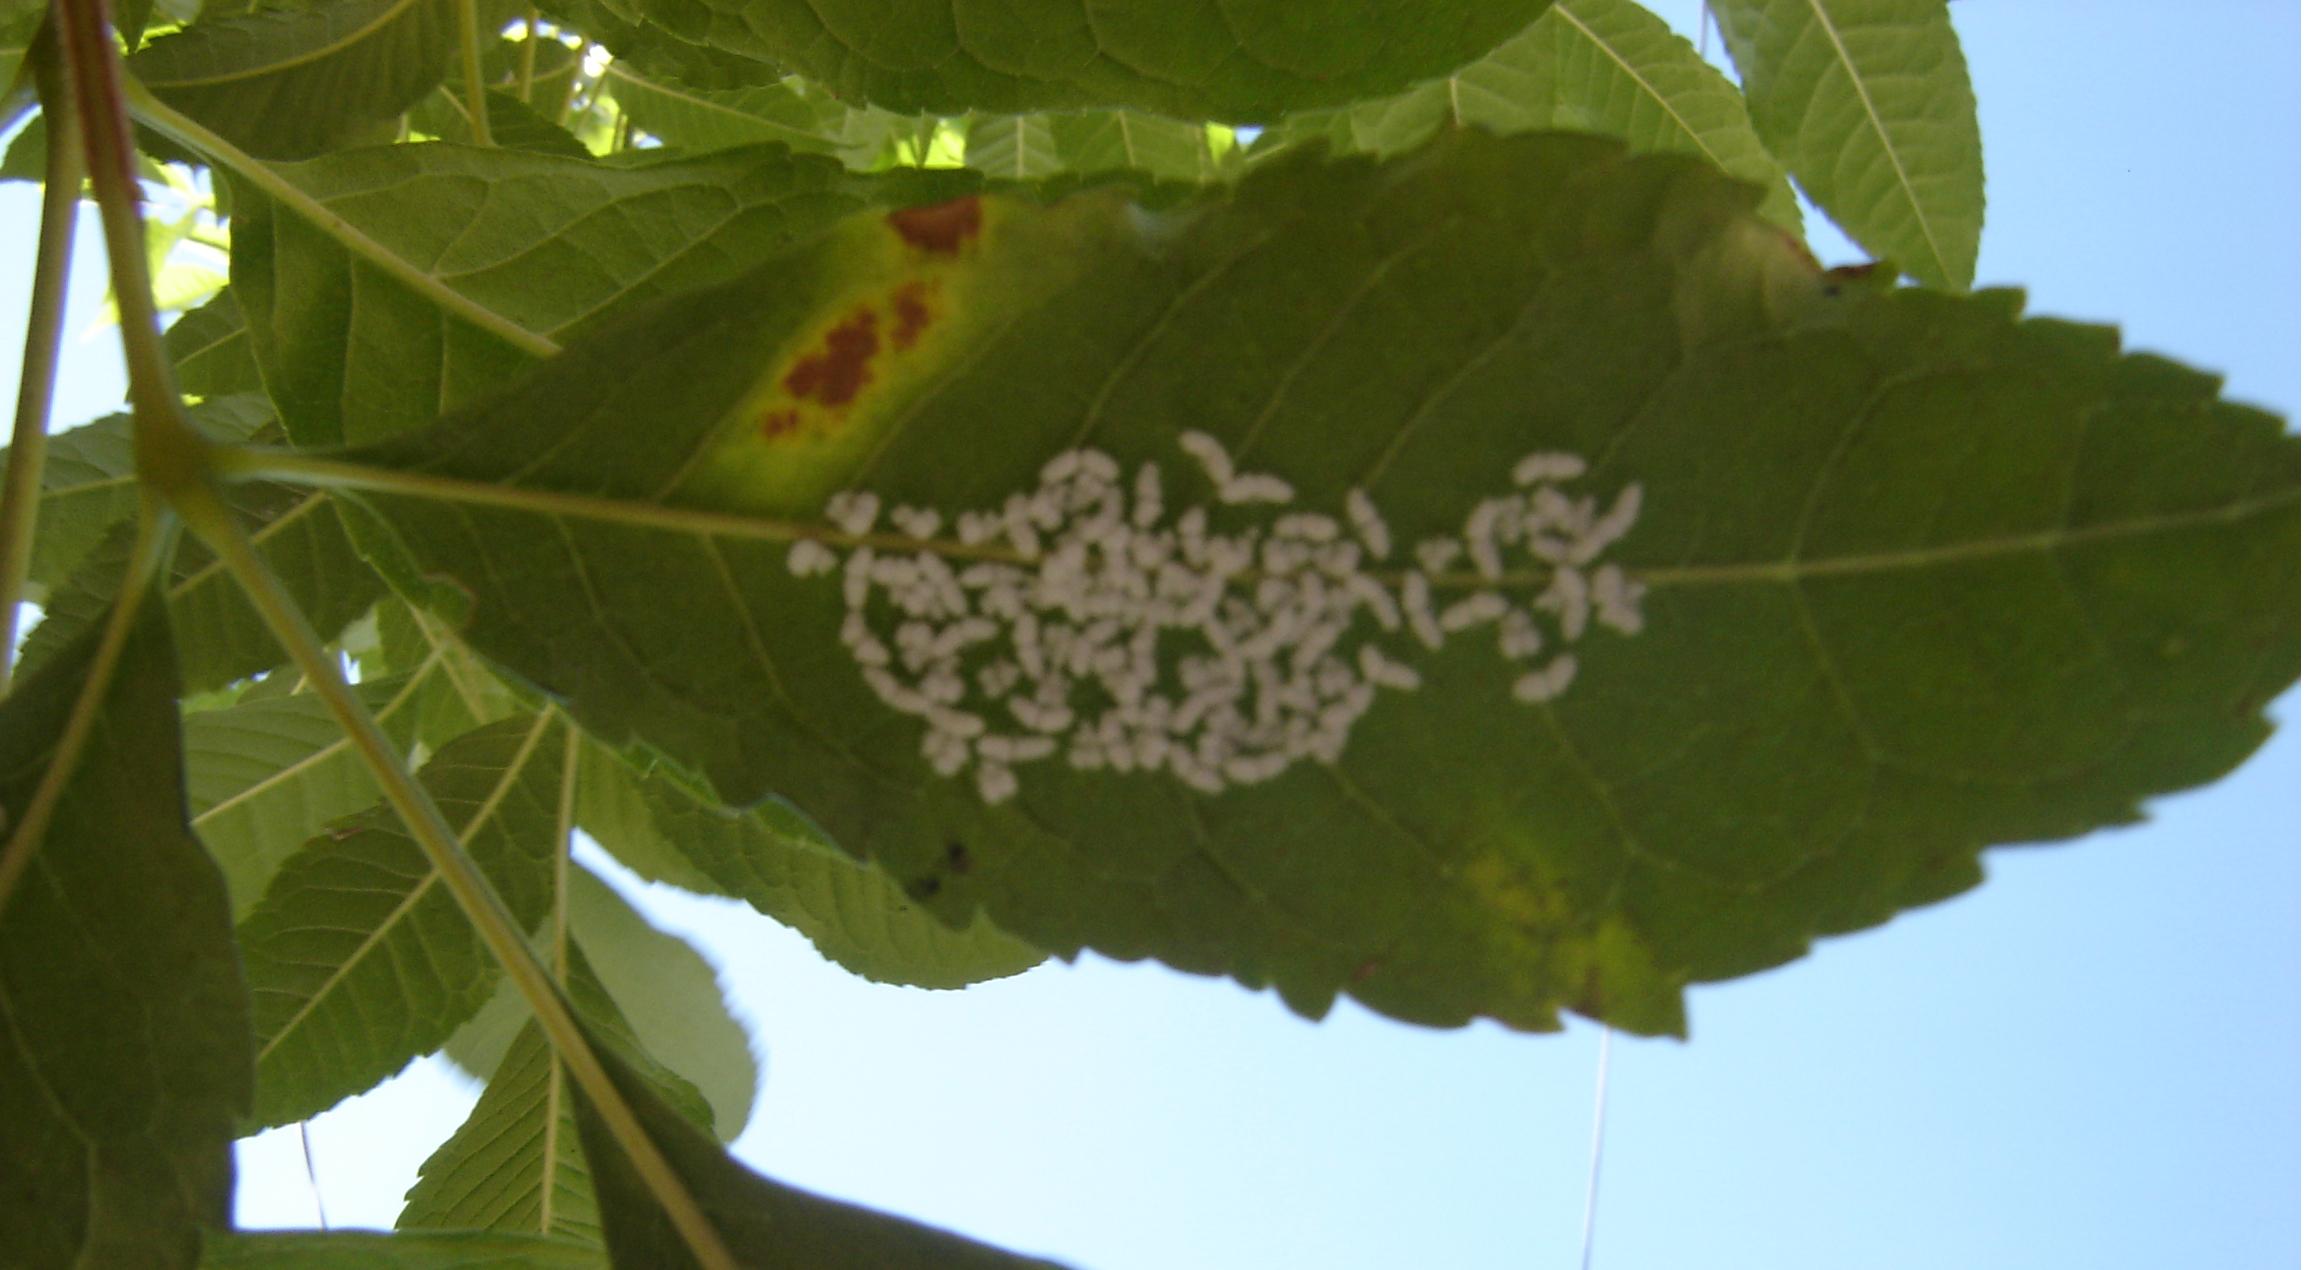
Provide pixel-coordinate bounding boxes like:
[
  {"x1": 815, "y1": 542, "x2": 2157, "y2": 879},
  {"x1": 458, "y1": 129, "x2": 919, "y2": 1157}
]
[{"x1": 1709, "y1": 0, "x2": 1983, "y2": 287}]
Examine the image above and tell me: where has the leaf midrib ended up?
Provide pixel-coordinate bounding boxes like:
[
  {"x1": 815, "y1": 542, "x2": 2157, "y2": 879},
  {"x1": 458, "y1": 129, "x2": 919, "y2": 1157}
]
[
  {"x1": 1796, "y1": 0, "x2": 1950, "y2": 280},
  {"x1": 244, "y1": 449, "x2": 2297, "y2": 593},
  {"x1": 1551, "y1": 0, "x2": 1729, "y2": 172}
]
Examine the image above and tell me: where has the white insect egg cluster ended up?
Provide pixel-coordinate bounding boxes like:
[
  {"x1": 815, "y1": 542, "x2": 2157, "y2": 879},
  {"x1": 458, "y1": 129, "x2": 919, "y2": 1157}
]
[{"x1": 788, "y1": 432, "x2": 1647, "y2": 804}]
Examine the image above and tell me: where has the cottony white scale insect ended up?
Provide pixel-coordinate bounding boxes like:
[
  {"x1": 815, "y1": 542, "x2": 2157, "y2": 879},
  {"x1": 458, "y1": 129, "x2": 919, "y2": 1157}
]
[{"x1": 795, "y1": 432, "x2": 1647, "y2": 804}]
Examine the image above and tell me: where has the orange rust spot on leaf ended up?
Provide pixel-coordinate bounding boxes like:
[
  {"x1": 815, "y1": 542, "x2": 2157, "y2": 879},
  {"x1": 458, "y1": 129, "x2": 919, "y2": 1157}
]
[
  {"x1": 783, "y1": 309, "x2": 879, "y2": 408},
  {"x1": 890, "y1": 280, "x2": 937, "y2": 351},
  {"x1": 887, "y1": 196, "x2": 981, "y2": 255}
]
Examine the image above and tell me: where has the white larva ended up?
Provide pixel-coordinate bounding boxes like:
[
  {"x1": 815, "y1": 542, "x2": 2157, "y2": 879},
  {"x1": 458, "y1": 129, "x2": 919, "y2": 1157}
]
[
  {"x1": 1344, "y1": 488, "x2": 1391, "y2": 559},
  {"x1": 1512, "y1": 653, "x2": 1579, "y2": 704},
  {"x1": 1402, "y1": 572, "x2": 1445, "y2": 649},
  {"x1": 1178, "y1": 430, "x2": 1234, "y2": 486},
  {"x1": 1513, "y1": 451, "x2": 1587, "y2": 485},
  {"x1": 786, "y1": 538, "x2": 838, "y2": 577}
]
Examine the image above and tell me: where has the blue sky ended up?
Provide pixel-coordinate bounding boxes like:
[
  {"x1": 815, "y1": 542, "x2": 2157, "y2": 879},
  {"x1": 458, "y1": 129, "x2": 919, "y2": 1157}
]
[{"x1": 2, "y1": 3, "x2": 2294, "y2": 1266}]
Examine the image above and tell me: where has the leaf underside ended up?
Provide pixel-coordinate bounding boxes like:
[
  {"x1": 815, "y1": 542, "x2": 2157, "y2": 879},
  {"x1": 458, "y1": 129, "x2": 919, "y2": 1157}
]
[
  {"x1": 0, "y1": 602, "x2": 251, "y2": 1268},
  {"x1": 330, "y1": 131, "x2": 2296, "y2": 1037}
]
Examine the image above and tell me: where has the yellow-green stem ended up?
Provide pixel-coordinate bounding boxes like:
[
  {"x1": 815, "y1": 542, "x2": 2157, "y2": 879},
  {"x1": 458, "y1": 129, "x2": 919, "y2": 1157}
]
[
  {"x1": 457, "y1": 0, "x2": 494, "y2": 146},
  {"x1": 0, "y1": 51, "x2": 85, "y2": 695},
  {"x1": 53, "y1": 0, "x2": 205, "y2": 495},
  {"x1": 174, "y1": 488, "x2": 737, "y2": 1270},
  {"x1": 517, "y1": 6, "x2": 539, "y2": 103}
]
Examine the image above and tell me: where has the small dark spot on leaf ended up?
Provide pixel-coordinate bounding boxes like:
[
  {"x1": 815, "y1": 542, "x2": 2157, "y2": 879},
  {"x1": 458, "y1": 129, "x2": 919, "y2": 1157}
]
[
  {"x1": 887, "y1": 196, "x2": 981, "y2": 255},
  {"x1": 1350, "y1": 957, "x2": 1380, "y2": 983},
  {"x1": 944, "y1": 837, "x2": 972, "y2": 874},
  {"x1": 906, "y1": 874, "x2": 943, "y2": 901},
  {"x1": 891, "y1": 281, "x2": 935, "y2": 350},
  {"x1": 783, "y1": 309, "x2": 879, "y2": 408},
  {"x1": 758, "y1": 407, "x2": 802, "y2": 439}
]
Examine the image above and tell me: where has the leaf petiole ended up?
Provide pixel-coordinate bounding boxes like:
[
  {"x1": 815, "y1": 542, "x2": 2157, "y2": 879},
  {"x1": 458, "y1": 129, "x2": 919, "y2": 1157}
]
[{"x1": 0, "y1": 47, "x2": 83, "y2": 695}]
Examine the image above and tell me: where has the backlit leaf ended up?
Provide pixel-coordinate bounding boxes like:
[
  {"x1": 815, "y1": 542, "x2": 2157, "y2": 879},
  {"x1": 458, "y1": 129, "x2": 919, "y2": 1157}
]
[
  {"x1": 572, "y1": 1032, "x2": 1067, "y2": 1268},
  {"x1": 202, "y1": 1230, "x2": 603, "y2": 1268},
  {"x1": 607, "y1": 0, "x2": 1555, "y2": 121},
  {"x1": 237, "y1": 713, "x2": 567, "y2": 1127},
  {"x1": 184, "y1": 669, "x2": 435, "y2": 919},
  {"x1": 333, "y1": 131, "x2": 2297, "y2": 1036},
  {"x1": 1709, "y1": 0, "x2": 1983, "y2": 287},
  {"x1": 228, "y1": 141, "x2": 973, "y2": 445},
  {"x1": 583, "y1": 747, "x2": 1045, "y2": 989},
  {"x1": 1259, "y1": 0, "x2": 1800, "y2": 231},
  {"x1": 128, "y1": 0, "x2": 460, "y2": 159},
  {"x1": 967, "y1": 111, "x2": 1231, "y2": 184},
  {"x1": 0, "y1": 600, "x2": 251, "y2": 1268}
]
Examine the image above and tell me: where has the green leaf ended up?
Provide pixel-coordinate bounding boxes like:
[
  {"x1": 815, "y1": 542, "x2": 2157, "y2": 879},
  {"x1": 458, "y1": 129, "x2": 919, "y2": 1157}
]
[
  {"x1": 402, "y1": 1021, "x2": 605, "y2": 1242},
  {"x1": 606, "y1": 0, "x2": 1555, "y2": 121},
  {"x1": 128, "y1": 0, "x2": 461, "y2": 159},
  {"x1": 229, "y1": 141, "x2": 975, "y2": 445},
  {"x1": 414, "y1": 87, "x2": 595, "y2": 157},
  {"x1": 329, "y1": 132, "x2": 2297, "y2": 1035},
  {"x1": 966, "y1": 111, "x2": 1231, "y2": 184},
  {"x1": 14, "y1": 394, "x2": 271, "y2": 595},
  {"x1": 1258, "y1": 0, "x2": 1801, "y2": 231},
  {"x1": 572, "y1": 1031, "x2": 1067, "y2": 1268},
  {"x1": 21, "y1": 482, "x2": 382, "y2": 693},
  {"x1": 0, "y1": 600, "x2": 251, "y2": 1268},
  {"x1": 167, "y1": 290, "x2": 265, "y2": 398},
  {"x1": 442, "y1": 861, "x2": 753, "y2": 1139},
  {"x1": 563, "y1": 868, "x2": 758, "y2": 1137},
  {"x1": 1709, "y1": 0, "x2": 1983, "y2": 288},
  {"x1": 403, "y1": 942, "x2": 719, "y2": 1241},
  {"x1": 601, "y1": 64, "x2": 919, "y2": 167},
  {"x1": 237, "y1": 713, "x2": 568, "y2": 1127},
  {"x1": 184, "y1": 668, "x2": 436, "y2": 919},
  {"x1": 584, "y1": 747, "x2": 1045, "y2": 989},
  {"x1": 202, "y1": 1229, "x2": 604, "y2": 1268}
]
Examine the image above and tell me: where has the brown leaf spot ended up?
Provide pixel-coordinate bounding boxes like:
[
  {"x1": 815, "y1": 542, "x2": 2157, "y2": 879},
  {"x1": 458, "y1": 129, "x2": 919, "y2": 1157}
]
[
  {"x1": 758, "y1": 407, "x2": 802, "y2": 440},
  {"x1": 1350, "y1": 957, "x2": 1381, "y2": 984},
  {"x1": 783, "y1": 309, "x2": 879, "y2": 408},
  {"x1": 887, "y1": 196, "x2": 981, "y2": 255},
  {"x1": 890, "y1": 280, "x2": 936, "y2": 351}
]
